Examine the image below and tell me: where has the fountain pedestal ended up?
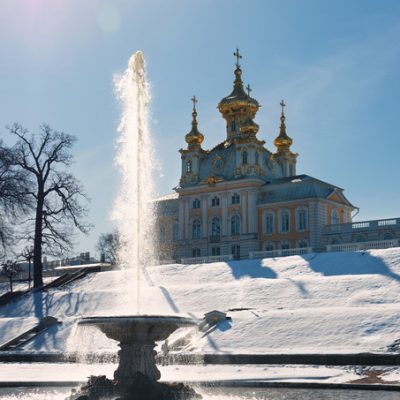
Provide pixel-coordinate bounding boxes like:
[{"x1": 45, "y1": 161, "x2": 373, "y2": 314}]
[{"x1": 78, "y1": 315, "x2": 195, "y2": 388}]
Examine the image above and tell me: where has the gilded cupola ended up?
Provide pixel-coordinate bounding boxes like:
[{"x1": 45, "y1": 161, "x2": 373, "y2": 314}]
[
  {"x1": 274, "y1": 100, "x2": 293, "y2": 153},
  {"x1": 185, "y1": 96, "x2": 204, "y2": 148},
  {"x1": 218, "y1": 49, "x2": 260, "y2": 142},
  {"x1": 273, "y1": 100, "x2": 298, "y2": 177}
]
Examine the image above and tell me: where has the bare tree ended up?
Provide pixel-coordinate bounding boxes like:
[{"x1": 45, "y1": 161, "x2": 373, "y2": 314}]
[
  {"x1": 0, "y1": 141, "x2": 32, "y2": 259},
  {"x1": 6, "y1": 123, "x2": 91, "y2": 288},
  {"x1": 96, "y1": 230, "x2": 120, "y2": 265},
  {"x1": 0, "y1": 260, "x2": 20, "y2": 292}
]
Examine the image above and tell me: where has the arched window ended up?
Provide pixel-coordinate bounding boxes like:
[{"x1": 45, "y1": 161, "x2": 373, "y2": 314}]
[
  {"x1": 192, "y1": 198, "x2": 201, "y2": 209},
  {"x1": 264, "y1": 241, "x2": 274, "y2": 252},
  {"x1": 280, "y1": 209, "x2": 290, "y2": 233},
  {"x1": 331, "y1": 209, "x2": 340, "y2": 225},
  {"x1": 192, "y1": 218, "x2": 201, "y2": 239},
  {"x1": 231, "y1": 193, "x2": 240, "y2": 204},
  {"x1": 296, "y1": 208, "x2": 308, "y2": 231},
  {"x1": 211, "y1": 196, "x2": 220, "y2": 207},
  {"x1": 242, "y1": 151, "x2": 248, "y2": 165},
  {"x1": 298, "y1": 239, "x2": 308, "y2": 249},
  {"x1": 231, "y1": 120, "x2": 236, "y2": 132},
  {"x1": 255, "y1": 152, "x2": 259, "y2": 165},
  {"x1": 265, "y1": 211, "x2": 274, "y2": 234},
  {"x1": 383, "y1": 232, "x2": 394, "y2": 241},
  {"x1": 186, "y1": 160, "x2": 192, "y2": 173},
  {"x1": 211, "y1": 217, "x2": 221, "y2": 237},
  {"x1": 231, "y1": 214, "x2": 241, "y2": 236}
]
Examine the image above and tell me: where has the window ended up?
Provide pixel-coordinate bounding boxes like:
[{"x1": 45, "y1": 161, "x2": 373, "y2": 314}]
[
  {"x1": 265, "y1": 212, "x2": 274, "y2": 234},
  {"x1": 331, "y1": 209, "x2": 339, "y2": 225},
  {"x1": 211, "y1": 196, "x2": 220, "y2": 207},
  {"x1": 192, "y1": 218, "x2": 201, "y2": 239},
  {"x1": 298, "y1": 239, "x2": 308, "y2": 249},
  {"x1": 280, "y1": 241, "x2": 291, "y2": 250},
  {"x1": 192, "y1": 248, "x2": 201, "y2": 258},
  {"x1": 231, "y1": 214, "x2": 241, "y2": 236},
  {"x1": 192, "y1": 198, "x2": 201, "y2": 209},
  {"x1": 264, "y1": 241, "x2": 274, "y2": 252},
  {"x1": 383, "y1": 232, "x2": 394, "y2": 241},
  {"x1": 212, "y1": 247, "x2": 220, "y2": 256},
  {"x1": 255, "y1": 152, "x2": 259, "y2": 165},
  {"x1": 296, "y1": 208, "x2": 308, "y2": 231},
  {"x1": 173, "y1": 224, "x2": 179, "y2": 241},
  {"x1": 280, "y1": 209, "x2": 290, "y2": 233},
  {"x1": 231, "y1": 120, "x2": 236, "y2": 132},
  {"x1": 186, "y1": 160, "x2": 192, "y2": 173},
  {"x1": 231, "y1": 193, "x2": 240, "y2": 204},
  {"x1": 232, "y1": 245, "x2": 240, "y2": 260},
  {"x1": 242, "y1": 151, "x2": 248, "y2": 165},
  {"x1": 211, "y1": 217, "x2": 221, "y2": 237}
]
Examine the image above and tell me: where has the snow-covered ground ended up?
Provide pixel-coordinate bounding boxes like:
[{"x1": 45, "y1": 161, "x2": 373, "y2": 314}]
[{"x1": 1, "y1": 248, "x2": 400, "y2": 356}]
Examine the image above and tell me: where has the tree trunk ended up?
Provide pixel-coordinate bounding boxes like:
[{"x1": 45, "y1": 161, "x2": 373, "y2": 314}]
[
  {"x1": 33, "y1": 185, "x2": 44, "y2": 288},
  {"x1": 9, "y1": 277, "x2": 13, "y2": 292}
]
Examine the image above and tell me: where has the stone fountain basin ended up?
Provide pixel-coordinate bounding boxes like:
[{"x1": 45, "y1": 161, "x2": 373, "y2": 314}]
[
  {"x1": 78, "y1": 315, "x2": 196, "y2": 343},
  {"x1": 78, "y1": 315, "x2": 197, "y2": 385}
]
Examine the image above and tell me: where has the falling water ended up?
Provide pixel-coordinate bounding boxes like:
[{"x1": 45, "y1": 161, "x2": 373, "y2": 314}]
[{"x1": 113, "y1": 51, "x2": 156, "y2": 313}]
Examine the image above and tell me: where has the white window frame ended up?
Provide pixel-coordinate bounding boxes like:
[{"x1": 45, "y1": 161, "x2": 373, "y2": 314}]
[
  {"x1": 192, "y1": 218, "x2": 201, "y2": 239},
  {"x1": 331, "y1": 208, "x2": 340, "y2": 225},
  {"x1": 279, "y1": 209, "x2": 290, "y2": 233},
  {"x1": 263, "y1": 210, "x2": 274, "y2": 235},
  {"x1": 231, "y1": 214, "x2": 241, "y2": 236},
  {"x1": 296, "y1": 207, "x2": 308, "y2": 232}
]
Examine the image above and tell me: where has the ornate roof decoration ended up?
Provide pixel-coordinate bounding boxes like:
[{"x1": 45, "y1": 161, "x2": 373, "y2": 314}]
[
  {"x1": 274, "y1": 100, "x2": 295, "y2": 154},
  {"x1": 185, "y1": 95, "x2": 204, "y2": 147},
  {"x1": 218, "y1": 49, "x2": 259, "y2": 114}
]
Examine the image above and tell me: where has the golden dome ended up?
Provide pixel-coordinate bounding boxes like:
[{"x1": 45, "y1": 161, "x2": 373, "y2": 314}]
[
  {"x1": 274, "y1": 101, "x2": 293, "y2": 152},
  {"x1": 185, "y1": 98, "x2": 204, "y2": 146}
]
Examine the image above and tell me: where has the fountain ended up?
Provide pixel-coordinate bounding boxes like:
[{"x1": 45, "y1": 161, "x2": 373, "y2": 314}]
[{"x1": 69, "y1": 52, "x2": 199, "y2": 400}]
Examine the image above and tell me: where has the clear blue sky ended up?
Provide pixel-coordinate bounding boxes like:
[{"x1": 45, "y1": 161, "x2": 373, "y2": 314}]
[{"x1": 0, "y1": 0, "x2": 399, "y2": 257}]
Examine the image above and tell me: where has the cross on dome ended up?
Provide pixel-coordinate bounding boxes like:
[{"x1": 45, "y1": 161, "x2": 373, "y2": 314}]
[
  {"x1": 233, "y1": 48, "x2": 242, "y2": 67},
  {"x1": 280, "y1": 100, "x2": 286, "y2": 114},
  {"x1": 191, "y1": 95, "x2": 198, "y2": 111},
  {"x1": 246, "y1": 84, "x2": 252, "y2": 96}
]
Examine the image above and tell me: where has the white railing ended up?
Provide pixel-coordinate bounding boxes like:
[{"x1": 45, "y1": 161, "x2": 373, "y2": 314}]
[
  {"x1": 325, "y1": 217, "x2": 400, "y2": 234},
  {"x1": 326, "y1": 239, "x2": 399, "y2": 253},
  {"x1": 181, "y1": 254, "x2": 234, "y2": 264},
  {"x1": 249, "y1": 247, "x2": 313, "y2": 259}
]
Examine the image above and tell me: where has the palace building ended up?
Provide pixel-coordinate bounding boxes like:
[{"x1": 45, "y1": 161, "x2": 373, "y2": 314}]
[{"x1": 155, "y1": 50, "x2": 398, "y2": 262}]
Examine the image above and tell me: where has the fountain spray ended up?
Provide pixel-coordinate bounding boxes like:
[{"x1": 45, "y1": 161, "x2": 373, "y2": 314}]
[{"x1": 113, "y1": 51, "x2": 156, "y2": 313}]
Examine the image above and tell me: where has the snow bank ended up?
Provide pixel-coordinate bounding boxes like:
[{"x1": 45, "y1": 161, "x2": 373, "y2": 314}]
[{"x1": 0, "y1": 248, "x2": 399, "y2": 355}]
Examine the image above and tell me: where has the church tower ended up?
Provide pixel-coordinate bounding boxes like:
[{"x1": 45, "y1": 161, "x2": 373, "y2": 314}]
[
  {"x1": 179, "y1": 96, "x2": 206, "y2": 186},
  {"x1": 217, "y1": 49, "x2": 266, "y2": 178},
  {"x1": 273, "y1": 100, "x2": 298, "y2": 177}
]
